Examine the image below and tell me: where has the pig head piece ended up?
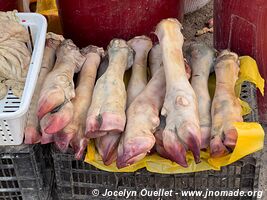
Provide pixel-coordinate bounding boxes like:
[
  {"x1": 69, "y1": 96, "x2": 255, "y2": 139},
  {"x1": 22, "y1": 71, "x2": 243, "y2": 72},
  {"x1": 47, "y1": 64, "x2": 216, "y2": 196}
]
[{"x1": 107, "y1": 38, "x2": 134, "y2": 70}]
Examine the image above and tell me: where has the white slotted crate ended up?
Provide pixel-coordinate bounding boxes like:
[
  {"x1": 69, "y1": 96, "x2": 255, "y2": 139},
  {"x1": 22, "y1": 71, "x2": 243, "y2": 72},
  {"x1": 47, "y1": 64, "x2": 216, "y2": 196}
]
[{"x1": 0, "y1": 13, "x2": 47, "y2": 145}]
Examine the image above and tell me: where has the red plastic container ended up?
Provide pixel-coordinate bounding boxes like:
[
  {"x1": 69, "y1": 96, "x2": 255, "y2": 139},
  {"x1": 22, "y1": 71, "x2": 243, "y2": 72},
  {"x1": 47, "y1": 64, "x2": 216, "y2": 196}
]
[
  {"x1": 0, "y1": 0, "x2": 18, "y2": 11},
  {"x1": 56, "y1": 0, "x2": 184, "y2": 48},
  {"x1": 214, "y1": 0, "x2": 267, "y2": 123}
]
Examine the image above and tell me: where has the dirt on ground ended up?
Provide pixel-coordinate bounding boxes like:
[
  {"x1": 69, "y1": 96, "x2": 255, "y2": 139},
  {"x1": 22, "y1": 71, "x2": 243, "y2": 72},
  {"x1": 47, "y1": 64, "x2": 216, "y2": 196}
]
[
  {"x1": 183, "y1": 0, "x2": 213, "y2": 48},
  {"x1": 183, "y1": 0, "x2": 266, "y2": 198}
]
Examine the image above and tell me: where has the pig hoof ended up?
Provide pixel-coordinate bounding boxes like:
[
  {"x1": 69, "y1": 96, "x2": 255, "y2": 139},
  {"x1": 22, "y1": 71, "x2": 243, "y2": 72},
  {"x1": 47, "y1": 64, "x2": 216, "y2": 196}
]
[
  {"x1": 71, "y1": 138, "x2": 88, "y2": 160},
  {"x1": 54, "y1": 132, "x2": 74, "y2": 153},
  {"x1": 24, "y1": 127, "x2": 41, "y2": 144},
  {"x1": 223, "y1": 129, "x2": 238, "y2": 150},
  {"x1": 117, "y1": 136, "x2": 155, "y2": 169},
  {"x1": 162, "y1": 129, "x2": 188, "y2": 167},
  {"x1": 37, "y1": 87, "x2": 65, "y2": 119},
  {"x1": 200, "y1": 126, "x2": 211, "y2": 150},
  {"x1": 210, "y1": 135, "x2": 229, "y2": 158},
  {"x1": 40, "y1": 102, "x2": 74, "y2": 134}
]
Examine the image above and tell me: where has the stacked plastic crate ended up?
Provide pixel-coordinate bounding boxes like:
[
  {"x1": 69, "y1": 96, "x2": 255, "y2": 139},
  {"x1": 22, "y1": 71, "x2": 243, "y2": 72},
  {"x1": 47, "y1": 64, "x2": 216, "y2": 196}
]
[
  {"x1": 0, "y1": 13, "x2": 51, "y2": 200},
  {"x1": 52, "y1": 82, "x2": 262, "y2": 200}
]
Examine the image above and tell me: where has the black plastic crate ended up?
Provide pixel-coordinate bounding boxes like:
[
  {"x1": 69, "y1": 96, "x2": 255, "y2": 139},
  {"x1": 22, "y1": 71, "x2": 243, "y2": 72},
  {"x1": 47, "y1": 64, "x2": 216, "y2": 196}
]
[
  {"x1": 0, "y1": 144, "x2": 54, "y2": 200},
  {"x1": 52, "y1": 82, "x2": 262, "y2": 200}
]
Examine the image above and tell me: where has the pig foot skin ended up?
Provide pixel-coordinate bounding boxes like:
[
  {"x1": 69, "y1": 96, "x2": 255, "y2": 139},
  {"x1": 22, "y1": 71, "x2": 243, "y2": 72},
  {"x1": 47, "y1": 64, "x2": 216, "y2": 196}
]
[
  {"x1": 86, "y1": 39, "x2": 134, "y2": 138},
  {"x1": 117, "y1": 67, "x2": 165, "y2": 168},
  {"x1": 37, "y1": 39, "x2": 85, "y2": 120},
  {"x1": 210, "y1": 50, "x2": 243, "y2": 158},
  {"x1": 126, "y1": 35, "x2": 152, "y2": 107},
  {"x1": 150, "y1": 45, "x2": 193, "y2": 159},
  {"x1": 95, "y1": 36, "x2": 151, "y2": 165},
  {"x1": 57, "y1": 45, "x2": 103, "y2": 157},
  {"x1": 148, "y1": 44, "x2": 170, "y2": 159},
  {"x1": 71, "y1": 133, "x2": 88, "y2": 160},
  {"x1": 185, "y1": 42, "x2": 215, "y2": 149},
  {"x1": 154, "y1": 116, "x2": 171, "y2": 159},
  {"x1": 24, "y1": 33, "x2": 64, "y2": 144},
  {"x1": 156, "y1": 18, "x2": 201, "y2": 167}
]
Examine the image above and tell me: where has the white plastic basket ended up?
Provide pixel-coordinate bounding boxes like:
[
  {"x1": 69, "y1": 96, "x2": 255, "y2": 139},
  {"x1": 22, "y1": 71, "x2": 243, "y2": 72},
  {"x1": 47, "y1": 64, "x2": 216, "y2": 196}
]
[{"x1": 0, "y1": 13, "x2": 47, "y2": 145}]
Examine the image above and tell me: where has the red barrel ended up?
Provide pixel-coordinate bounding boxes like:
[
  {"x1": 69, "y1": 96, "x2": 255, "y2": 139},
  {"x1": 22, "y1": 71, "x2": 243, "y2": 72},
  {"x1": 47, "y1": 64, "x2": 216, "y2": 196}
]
[
  {"x1": 0, "y1": 0, "x2": 18, "y2": 11},
  {"x1": 214, "y1": 0, "x2": 267, "y2": 123},
  {"x1": 56, "y1": 0, "x2": 184, "y2": 48}
]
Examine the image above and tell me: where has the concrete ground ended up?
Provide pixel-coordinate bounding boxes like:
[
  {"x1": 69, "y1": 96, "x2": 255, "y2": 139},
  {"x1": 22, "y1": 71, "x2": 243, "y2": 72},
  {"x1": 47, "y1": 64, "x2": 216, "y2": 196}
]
[{"x1": 183, "y1": 0, "x2": 266, "y2": 198}]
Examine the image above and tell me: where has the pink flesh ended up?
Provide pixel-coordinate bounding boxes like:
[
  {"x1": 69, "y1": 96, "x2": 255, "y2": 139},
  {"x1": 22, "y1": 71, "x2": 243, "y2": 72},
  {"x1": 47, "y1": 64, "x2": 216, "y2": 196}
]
[
  {"x1": 99, "y1": 112, "x2": 126, "y2": 133},
  {"x1": 210, "y1": 135, "x2": 229, "y2": 158},
  {"x1": 24, "y1": 127, "x2": 41, "y2": 144},
  {"x1": 54, "y1": 131, "x2": 75, "y2": 153},
  {"x1": 72, "y1": 137, "x2": 88, "y2": 160},
  {"x1": 41, "y1": 132, "x2": 54, "y2": 144},
  {"x1": 40, "y1": 101, "x2": 74, "y2": 134},
  {"x1": 87, "y1": 105, "x2": 127, "y2": 138},
  {"x1": 223, "y1": 129, "x2": 238, "y2": 149},
  {"x1": 37, "y1": 87, "x2": 65, "y2": 119}
]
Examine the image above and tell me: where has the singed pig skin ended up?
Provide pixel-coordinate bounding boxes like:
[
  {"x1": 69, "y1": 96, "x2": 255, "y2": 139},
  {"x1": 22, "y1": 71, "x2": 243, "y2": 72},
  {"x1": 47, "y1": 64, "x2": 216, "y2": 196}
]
[
  {"x1": 95, "y1": 133, "x2": 121, "y2": 165},
  {"x1": 210, "y1": 50, "x2": 242, "y2": 158},
  {"x1": 155, "y1": 18, "x2": 201, "y2": 167},
  {"x1": 185, "y1": 42, "x2": 215, "y2": 149},
  {"x1": 85, "y1": 39, "x2": 133, "y2": 138}
]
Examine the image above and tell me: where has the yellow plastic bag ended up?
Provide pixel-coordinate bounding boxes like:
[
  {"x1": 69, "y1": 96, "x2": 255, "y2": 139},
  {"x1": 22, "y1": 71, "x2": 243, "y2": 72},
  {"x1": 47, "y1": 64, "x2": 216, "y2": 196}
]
[
  {"x1": 36, "y1": 0, "x2": 62, "y2": 34},
  {"x1": 84, "y1": 56, "x2": 265, "y2": 174}
]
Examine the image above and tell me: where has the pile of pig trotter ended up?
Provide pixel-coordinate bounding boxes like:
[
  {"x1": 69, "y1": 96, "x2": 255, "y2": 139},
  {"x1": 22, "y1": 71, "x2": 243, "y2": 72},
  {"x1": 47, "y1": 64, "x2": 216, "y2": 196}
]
[{"x1": 24, "y1": 18, "x2": 243, "y2": 168}]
